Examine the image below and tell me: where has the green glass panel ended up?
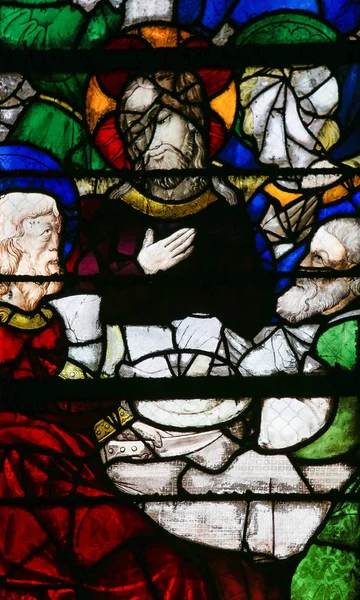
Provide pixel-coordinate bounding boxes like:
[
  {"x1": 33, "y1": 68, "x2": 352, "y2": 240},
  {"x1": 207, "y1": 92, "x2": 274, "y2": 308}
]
[
  {"x1": 79, "y1": 5, "x2": 124, "y2": 49},
  {"x1": 294, "y1": 397, "x2": 360, "y2": 460},
  {"x1": 235, "y1": 13, "x2": 337, "y2": 45},
  {"x1": 291, "y1": 545, "x2": 360, "y2": 600},
  {"x1": 316, "y1": 320, "x2": 358, "y2": 370},
  {"x1": 1, "y1": 0, "x2": 62, "y2": 4},
  {"x1": 10, "y1": 102, "x2": 107, "y2": 170},
  {"x1": 0, "y1": 4, "x2": 84, "y2": 49},
  {"x1": 0, "y1": 2, "x2": 123, "y2": 50},
  {"x1": 292, "y1": 479, "x2": 360, "y2": 599},
  {"x1": 30, "y1": 74, "x2": 87, "y2": 112},
  {"x1": 318, "y1": 479, "x2": 360, "y2": 547}
]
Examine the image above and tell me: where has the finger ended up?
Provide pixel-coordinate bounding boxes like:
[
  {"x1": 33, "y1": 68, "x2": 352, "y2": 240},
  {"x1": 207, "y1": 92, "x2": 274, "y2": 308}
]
[
  {"x1": 225, "y1": 328, "x2": 252, "y2": 351},
  {"x1": 140, "y1": 428, "x2": 163, "y2": 448},
  {"x1": 169, "y1": 246, "x2": 194, "y2": 266},
  {"x1": 141, "y1": 228, "x2": 154, "y2": 249},
  {"x1": 133, "y1": 422, "x2": 163, "y2": 448},
  {"x1": 150, "y1": 431, "x2": 163, "y2": 448},
  {"x1": 163, "y1": 228, "x2": 195, "y2": 247},
  {"x1": 167, "y1": 229, "x2": 196, "y2": 252},
  {"x1": 225, "y1": 329, "x2": 240, "y2": 343},
  {"x1": 170, "y1": 236, "x2": 196, "y2": 257}
]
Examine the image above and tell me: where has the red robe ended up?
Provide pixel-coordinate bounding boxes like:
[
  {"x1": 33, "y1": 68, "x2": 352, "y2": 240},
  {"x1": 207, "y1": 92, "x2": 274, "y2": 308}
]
[
  {"x1": 0, "y1": 304, "x2": 283, "y2": 599},
  {"x1": 0, "y1": 305, "x2": 66, "y2": 380},
  {"x1": 0, "y1": 412, "x2": 284, "y2": 600}
]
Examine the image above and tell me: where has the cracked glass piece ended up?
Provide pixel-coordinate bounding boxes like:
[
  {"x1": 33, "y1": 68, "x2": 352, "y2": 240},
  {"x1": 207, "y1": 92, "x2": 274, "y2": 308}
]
[
  {"x1": 186, "y1": 431, "x2": 241, "y2": 470},
  {"x1": 51, "y1": 295, "x2": 102, "y2": 343},
  {"x1": 145, "y1": 501, "x2": 247, "y2": 551},
  {"x1": 317, "y1": 319, "x2": 358, "y2": 370},
  {"x1": 124, "y1": 0, "x2": 173, "y2": 26},
  {"x1": 300, "y1": 463, "x2": 356, "y2": 492},
  {"x1": 258, "y1": 397, "x2": 333, "y2": 450},
  {"x1": 173, "y1": 316, "x2": 223, "y2": 353},
  {"x1": 144, "y1": 498, "x2": 330, "y2": 558},
  {"x1": 0, "y1": 74, "x2": 36, "y2": 140},
  {"x1": 246, "y1": 500, "x2": 330, "y2": 559},
  {"x1": 119, "y1": 356, "x2": 173, "y2": 378},
  {"x1": 261, "y1": 195, "x2": 319, "y2": 248},
  {"x1": 182, "y1": 451, "x2": 310, "y2": 495},
  {"x1": 134, "y1": 398, "x2": 252, "y2": 428},
  {"x1": 106, "y1": 460, "x2": 186, "y2": 495},
  {"x1": 238, "y1": 328, "x2": 299, "y2": 376},
  {"x1": 123, "y1": 325, "x2": 173, "y2": 361},
  {"x1": 239, "y1": 66, "x2": 339, "y2": 170},
  {"x1": 118, "y1": 317, "x2": 238, "y2": 378},
  {"x1": 68, "y1": 342, "x2": 103, "y2": 371}
]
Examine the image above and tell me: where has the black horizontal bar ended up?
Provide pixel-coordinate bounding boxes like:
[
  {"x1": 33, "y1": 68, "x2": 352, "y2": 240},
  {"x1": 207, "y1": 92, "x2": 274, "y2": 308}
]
[
  {"x1": 1, "y1": 42, "x2": 360, "y2": 73},
  {"x1": 0, "y1": 491, "x2": 355, "y2": 505},
  {"x1": 2, "y1": 266, "x2": 360, "y2": 281},
  {"x1": 1, "y1": 167, "x2": 360, "y2": 177},
  {"x1": 0, "y1": 373, "x2": 358, "y2": 402}
]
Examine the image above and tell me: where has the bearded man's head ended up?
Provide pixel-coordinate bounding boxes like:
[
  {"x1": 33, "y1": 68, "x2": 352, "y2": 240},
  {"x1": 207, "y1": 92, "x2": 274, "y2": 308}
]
[
  {"x1": 0, "y1": 192, "x2": 62, "y2": 311},
  {"x1": 277, "y1": 218, "x2": 360, "y2": 323},
  {"x1": 119, "y1": 71, "x2": 207, "y2": 193}
]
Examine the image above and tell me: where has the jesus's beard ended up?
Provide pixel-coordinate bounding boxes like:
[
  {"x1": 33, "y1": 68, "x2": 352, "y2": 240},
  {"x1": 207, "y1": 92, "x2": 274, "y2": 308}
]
[
  {"x1": 16, "y1": 259, "x2": 63, "y2": 312},
  {"x1": 276, "y1": 277, "x2": 352, "y2": 323},
  {"x1": 139, "y1": 142, "x2": 195, "y2": 190}
]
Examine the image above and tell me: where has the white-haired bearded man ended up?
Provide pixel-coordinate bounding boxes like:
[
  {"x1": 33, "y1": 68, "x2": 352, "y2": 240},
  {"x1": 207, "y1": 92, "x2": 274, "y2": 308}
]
[
  {"x1": 0, "y1": 191, "x2": 63, "y2": 313},
  {"x1": 226, "y1": 217, "x2": 360, "y2": 377},
  {"x1": 0, "y1": 188, "x2": 101, "y2": 380},
  {"x1": 0, "y1": 190, "x2": 68, "y2": 379},
  {"x1": 221, "y1": 216, "x2": 360, "y2": 600},
  {"x1": 277, "y1": 217, "x2": 360, "y2": 326}
]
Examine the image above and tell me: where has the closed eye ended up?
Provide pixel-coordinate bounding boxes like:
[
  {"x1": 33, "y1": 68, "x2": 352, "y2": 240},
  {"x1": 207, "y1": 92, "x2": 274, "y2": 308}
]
[
  {"x1": 158, "y1": 114, "x2": 171, "y2": 125},
  {"x1": 312, "y1": 253, "x2": 324, "y2": 264}
]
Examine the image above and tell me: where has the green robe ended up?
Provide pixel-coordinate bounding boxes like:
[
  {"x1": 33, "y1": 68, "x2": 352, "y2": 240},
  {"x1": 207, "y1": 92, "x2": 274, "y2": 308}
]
[
  {"x1": 0, "y1": 0, "x2": 124, "y2": 168},
  {"x1": 291, "y1": 313, "x2": 360, "y2": 599}
]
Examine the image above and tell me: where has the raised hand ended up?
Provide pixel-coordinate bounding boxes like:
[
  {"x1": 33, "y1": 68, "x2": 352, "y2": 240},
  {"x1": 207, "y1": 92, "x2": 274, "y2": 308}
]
[{"x1": 137, "y1": 227, "x2": 195, "y2": 274}]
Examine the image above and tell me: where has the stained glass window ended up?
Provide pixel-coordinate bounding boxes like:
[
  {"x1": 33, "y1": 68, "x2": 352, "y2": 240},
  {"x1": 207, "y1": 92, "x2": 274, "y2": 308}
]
[{"x1": 0, "y1": 1, "x2": 359, "y2": 598}]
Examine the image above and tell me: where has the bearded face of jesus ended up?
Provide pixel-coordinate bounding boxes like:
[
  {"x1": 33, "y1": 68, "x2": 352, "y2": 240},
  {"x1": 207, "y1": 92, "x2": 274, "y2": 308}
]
[
  {"x1": 119, "y1": 72, "x2": 207, "y2": 200},
  {"x1": 0, "y1": 192, "x2": 62, "y2": 312}
]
